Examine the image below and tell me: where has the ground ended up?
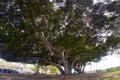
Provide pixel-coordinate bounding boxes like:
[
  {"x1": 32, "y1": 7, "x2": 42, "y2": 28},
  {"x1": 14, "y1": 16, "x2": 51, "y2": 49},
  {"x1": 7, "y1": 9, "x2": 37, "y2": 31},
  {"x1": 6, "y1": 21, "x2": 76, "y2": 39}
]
[{"x1": 0, "y1": 71, "x2": 120, "y2": 80}]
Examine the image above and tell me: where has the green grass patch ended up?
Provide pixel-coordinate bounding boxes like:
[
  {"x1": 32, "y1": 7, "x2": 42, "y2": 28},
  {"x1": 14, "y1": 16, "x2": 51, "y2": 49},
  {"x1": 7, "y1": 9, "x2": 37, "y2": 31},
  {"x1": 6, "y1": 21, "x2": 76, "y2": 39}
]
[{"x1": 103, "y1": 66, "x2": 120, "y2": 73}]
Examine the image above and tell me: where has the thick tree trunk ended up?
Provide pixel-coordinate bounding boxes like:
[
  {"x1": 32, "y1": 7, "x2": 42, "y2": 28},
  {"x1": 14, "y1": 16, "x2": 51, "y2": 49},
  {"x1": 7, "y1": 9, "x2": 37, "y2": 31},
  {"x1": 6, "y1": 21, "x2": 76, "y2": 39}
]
[
  {"x1": 62, "y1": 51, "x2": 72, "y2": 75},
  {"x1": 64, "y1": 60, "x2": 71, "y2": 75}
]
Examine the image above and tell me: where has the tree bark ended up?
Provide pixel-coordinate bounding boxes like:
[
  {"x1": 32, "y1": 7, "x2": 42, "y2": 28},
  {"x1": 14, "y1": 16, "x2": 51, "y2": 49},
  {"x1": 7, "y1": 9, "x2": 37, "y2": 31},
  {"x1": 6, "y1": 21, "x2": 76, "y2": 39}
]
[
  {"x1": 74, "y1": 63, "x2": 86, "y2": 74},
  {"x1": 78, "y1": 64, "x2": 85, "y2": 74},
  {"x1": 61, "y1": 50, "x2": 71, "y2": 75},
  {"x1": 64, "y1": 59, "x2": 71, "y2": 75}
]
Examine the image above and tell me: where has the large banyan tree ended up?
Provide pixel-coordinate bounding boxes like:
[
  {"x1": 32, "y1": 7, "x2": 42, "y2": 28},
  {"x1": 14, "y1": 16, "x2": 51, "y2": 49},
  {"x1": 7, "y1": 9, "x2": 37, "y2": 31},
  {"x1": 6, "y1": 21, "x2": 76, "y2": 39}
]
[{"x1": 0, "y1": 0, "x2": 120, "y2": 75}]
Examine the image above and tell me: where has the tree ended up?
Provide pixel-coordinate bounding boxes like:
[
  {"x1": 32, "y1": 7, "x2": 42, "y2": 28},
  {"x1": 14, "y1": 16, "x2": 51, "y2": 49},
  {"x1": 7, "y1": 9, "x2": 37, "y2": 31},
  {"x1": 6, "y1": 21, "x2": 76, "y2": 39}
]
[{"x1": 0, "y1": 0, "x2": 120, "y2": 75}]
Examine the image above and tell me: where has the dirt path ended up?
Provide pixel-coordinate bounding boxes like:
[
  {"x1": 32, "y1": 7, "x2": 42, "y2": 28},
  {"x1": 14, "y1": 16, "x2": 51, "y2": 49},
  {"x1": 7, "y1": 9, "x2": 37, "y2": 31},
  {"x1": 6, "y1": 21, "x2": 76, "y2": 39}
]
[{"x1": 0, "y1": 72, "x2": 120, "y2": 80}]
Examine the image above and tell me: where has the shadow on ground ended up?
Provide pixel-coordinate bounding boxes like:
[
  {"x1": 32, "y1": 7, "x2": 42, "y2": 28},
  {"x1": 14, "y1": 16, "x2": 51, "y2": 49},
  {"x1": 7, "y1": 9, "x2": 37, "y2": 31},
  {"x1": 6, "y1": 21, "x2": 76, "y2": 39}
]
[{"x1": 0, "y1": 72, "x2": 120, "y2": 80}]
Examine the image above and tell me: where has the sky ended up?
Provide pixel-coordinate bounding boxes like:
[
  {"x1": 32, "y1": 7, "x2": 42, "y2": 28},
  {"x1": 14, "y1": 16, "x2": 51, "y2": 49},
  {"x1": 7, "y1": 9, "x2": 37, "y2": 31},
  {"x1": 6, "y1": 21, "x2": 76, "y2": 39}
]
[
  {"x1": 93, "y1": 0, "x2": 114, "y2": 4},
  {"x1": 85, "y1": 54, "x2": 120, "y2": 71}
]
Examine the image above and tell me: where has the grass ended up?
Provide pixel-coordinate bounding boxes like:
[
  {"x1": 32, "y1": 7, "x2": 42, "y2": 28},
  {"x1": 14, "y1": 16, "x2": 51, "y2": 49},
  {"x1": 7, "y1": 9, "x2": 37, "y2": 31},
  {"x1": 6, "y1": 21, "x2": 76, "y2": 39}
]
[{"x1": 102, "y1": 66, "x2": 120, "y2": 75}]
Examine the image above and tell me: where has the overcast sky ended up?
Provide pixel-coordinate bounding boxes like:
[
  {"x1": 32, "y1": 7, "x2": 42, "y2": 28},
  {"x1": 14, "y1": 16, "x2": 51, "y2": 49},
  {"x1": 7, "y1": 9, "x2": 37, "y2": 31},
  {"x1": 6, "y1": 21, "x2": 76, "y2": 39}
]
[
  {"x1": 85, "y1": 54, "x2": 120, "y2": 71},
  {"x1": 93, "y1": 0, "x2": 114, "y2": 4}
]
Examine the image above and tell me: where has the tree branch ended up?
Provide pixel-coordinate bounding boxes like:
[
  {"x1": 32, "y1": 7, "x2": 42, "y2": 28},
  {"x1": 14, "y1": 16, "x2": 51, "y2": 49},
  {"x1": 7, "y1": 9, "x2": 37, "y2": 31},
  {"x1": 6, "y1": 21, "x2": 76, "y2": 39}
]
[
  {"x1": 71, "y1": 58, "x2": 76, "y2": 69},
  {"x1": 39, "y1": 36, "x2": 62, "y2": 58},
  {"x1": 40, "y1": 58, "x2": 61, "y2": 68},
  {"x1": 40, "y1": 58, "x2": 65, "y2": 74},
  {"x1": 27, "y1": 5, "x2": 62, "y2": 59}
]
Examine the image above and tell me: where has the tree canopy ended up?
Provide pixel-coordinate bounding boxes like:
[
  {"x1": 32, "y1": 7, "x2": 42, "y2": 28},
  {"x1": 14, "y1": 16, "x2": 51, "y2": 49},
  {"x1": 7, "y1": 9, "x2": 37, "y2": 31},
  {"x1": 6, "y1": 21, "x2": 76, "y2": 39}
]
[{"x1": 0, "y1": 0, "x2": 120, "y2": 75}]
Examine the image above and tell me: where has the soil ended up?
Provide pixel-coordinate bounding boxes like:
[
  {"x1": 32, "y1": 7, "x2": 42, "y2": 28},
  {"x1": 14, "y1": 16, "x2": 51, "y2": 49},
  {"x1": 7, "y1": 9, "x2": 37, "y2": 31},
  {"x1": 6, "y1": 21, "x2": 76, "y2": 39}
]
[{"x1": 0, "y1": 72, "x2": 120, "y2": 80}]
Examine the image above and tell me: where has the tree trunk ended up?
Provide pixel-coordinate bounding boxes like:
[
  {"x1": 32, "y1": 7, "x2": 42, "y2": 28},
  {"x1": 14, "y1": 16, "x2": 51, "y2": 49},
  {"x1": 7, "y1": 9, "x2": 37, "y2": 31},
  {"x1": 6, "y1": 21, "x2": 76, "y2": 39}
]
[
  {"x1": 62, "y1": 51, "x2": 71, "y2": 75},
  {"x1": 81, "y1": 64, "x2": 85, "y2": 73},
  {"x1": 77, "y1": 64, "x2": 85, "y2": 74},
  {"x1": 75, "y1": 67, "x2": 82, "y2": 74},
  {"x1": 74, "y1": 63, "x2": 85, "y2": 74},
  {"x1": 34, "y1": 64, "x2": 40, "y2": 75},
  {"x1": 64, "y1": 60, "x2": 71, "y2": 75},
  {"x1": 38, "y1": 35, "x2": 73, "y2": 75}
]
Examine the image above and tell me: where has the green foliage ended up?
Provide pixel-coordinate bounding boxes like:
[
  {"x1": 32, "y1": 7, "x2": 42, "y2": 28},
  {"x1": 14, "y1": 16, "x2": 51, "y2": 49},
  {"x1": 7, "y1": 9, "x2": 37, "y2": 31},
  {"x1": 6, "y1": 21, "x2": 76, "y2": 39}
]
[
  {"x1": 0, "y1": 0, "x2": 120, "y2": 75},
  {"x1": 106, "y1": 35, "x2": 120, "y2": 48}
]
